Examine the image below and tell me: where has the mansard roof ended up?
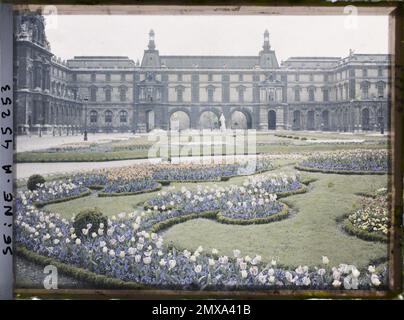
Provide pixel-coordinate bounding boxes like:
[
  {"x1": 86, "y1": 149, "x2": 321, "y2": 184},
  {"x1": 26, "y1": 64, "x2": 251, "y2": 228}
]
[
  {"x1": 281, "y1": 57, "x2": 341, "y2": 69},
  {"x1": 67, "y1": 56, "x2": 136, "y2": 69},
  {"x1": 159, "y1": 55, "x2": 261, "y2": 69}
]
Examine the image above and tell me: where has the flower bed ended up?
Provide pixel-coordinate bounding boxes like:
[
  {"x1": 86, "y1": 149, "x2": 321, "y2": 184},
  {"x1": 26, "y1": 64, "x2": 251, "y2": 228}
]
[
  {"x1": 297, "y1": 150, "x2": 388, "y2": 174},
  {"x1": 143, "y1": 174, "x2": 306, "y2": 228},
  {"x1": 15, "y1": 193, "x2": 386, "y2": 289},
  {"x1": 19, "y1": 180, "x2": 90, "y2": 208},
  {"x1": 342, "y1": 194, "x2": 389, "y2": 243}
]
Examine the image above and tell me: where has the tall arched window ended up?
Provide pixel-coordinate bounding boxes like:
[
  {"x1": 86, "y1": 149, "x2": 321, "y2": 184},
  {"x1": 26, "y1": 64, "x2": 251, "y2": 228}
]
[
  {"x1": 361, "y1": 81, "x2": 370, "y2": 99},
  {"x1": 119, "y1": 110, "x2": 128, "y2": 123},
  {"x1": 105, "y1": 110, "x2": 113, "y2": 123},
  {"x1": 90, "y1": 86, "x2": 97, "y2": 102},
  {"x1": 294, "y1": 88, "x2": 300, "y2": 102},
  {"x1": 120, "y1": 86, "x2": 127, "y2": 102},
  {"x1": 376, "y1": 81, "x2": 385, "y2": 98},
  {"x1": 308, "y1": 87, "x2": 315, "y2": 102},
  {"x1": 105, "y1": 87, "x2": 112, "y2": 102},
  {"x1": 89, "y1": 110, "x2": 98, "y2": 123}
]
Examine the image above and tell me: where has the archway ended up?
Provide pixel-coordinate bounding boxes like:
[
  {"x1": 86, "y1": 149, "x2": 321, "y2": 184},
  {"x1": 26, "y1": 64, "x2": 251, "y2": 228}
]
[
  {"x1": 361, "y1": 108, "x2": 370, "y2": 131},
  {"x1": 321, "y1": 110, "x2": 329, "y2": 131},
  {"x1": 230, "y1": 110, "x2": 252, "y2": 129},
  {"x1": 146, "y1": 110, "x2": 155, "y2": 132},
  {"x1": 170, "y1": 111, "x2": 190, "y2": 131},
  {"x1": 199, "y1": 110, "x2": 219, "y2": 130},
  {"x1": 292, "y1": 110, "x2": 301, "y2": 130},
  {"x1": 268, "y1": 110, "x2": 276, "y2": 130},
  {"x1": 307, "y1": 110, "x2": 315, "y2": 130}
]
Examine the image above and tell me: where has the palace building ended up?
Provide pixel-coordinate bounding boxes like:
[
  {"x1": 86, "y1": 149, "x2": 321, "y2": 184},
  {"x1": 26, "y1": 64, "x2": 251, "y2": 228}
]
[{"x1": 14, "y1": 10, "x2": 391, "y2": 135}]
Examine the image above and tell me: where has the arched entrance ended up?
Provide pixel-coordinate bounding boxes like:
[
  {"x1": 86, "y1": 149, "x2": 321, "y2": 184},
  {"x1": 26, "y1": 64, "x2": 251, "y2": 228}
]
[
  {"x1": 146, "y1": 110, "x2": 155, "y2": 132},
  {"x1": 199, "y1": 111, "x2": 219, "y2": 129},
  {"x1": 321, "y1": 110, "x2": 329, "y2": 131},
  {"x1": 307, "y1": 110, "x2": 315, "y2": 130},
  {"x1": 361, "y1": 108, "x2": 370, "y2": 131},
  {"x1": 230, "y1": 110, "x2": 252, "y2": 129},
  {"x1": 170, "y1": 111, "x2": 190, "y2": 131},
  {"x1": 268, "y1": 110, "x2": 276, "y2": 130},
  {"x1": 292, "y1": 110, "x2": 301, "y2": 130}
]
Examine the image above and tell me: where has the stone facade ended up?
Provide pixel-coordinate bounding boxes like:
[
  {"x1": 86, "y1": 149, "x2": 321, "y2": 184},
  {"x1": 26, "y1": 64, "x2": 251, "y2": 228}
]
[{"x1": 14, "y1": 11, "x2": 391, "y2": 134}]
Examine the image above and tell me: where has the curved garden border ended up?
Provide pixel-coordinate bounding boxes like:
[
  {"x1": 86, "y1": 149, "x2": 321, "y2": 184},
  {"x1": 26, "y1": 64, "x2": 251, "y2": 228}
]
[
  {"x1": 295, "y1": 165, "x2": 388, "y2": 175},
  {"x1": 336, "y1": 210, "x2": 388, "y2": 243},
  {"x1": 34, "y1": 189, "x2": 92, "y2": 208},
  {"x1": 97, "y1": 184, "x2": 162, "y2": 197}
]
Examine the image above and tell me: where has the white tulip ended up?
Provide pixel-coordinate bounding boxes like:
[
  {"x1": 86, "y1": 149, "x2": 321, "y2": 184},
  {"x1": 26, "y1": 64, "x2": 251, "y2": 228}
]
[
  {"x1": 109, "y1": 249, "x2": 115, "y2": 257},
  {"x1": 168, "y1": 259, "x2": 177, "y2": 269},
  {"x1": 332, "y1": 279, "x2": 342, "y2": 288},
  {"x1": 194, "y1": 265, "x2": 202, "y2": 273},
  {"x1": 240, "y1": 270, "x2": 248, "y2": 279},
  {"x1": 119, "y1": 251, "x2": 125, "y2": 258},
  {"x1": 143, "y1": 256, "x2": 152, "y2": 265},
  {"x1": 75, "y1": 238, "x2": 81, "y2": 245},
  {"x1": 322, "y1": 256, "x2": 329, "y2": 265}
]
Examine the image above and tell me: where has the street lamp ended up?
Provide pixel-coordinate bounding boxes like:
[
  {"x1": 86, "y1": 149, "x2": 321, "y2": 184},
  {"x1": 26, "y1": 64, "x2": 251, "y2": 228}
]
[{"x1": 83, "y1": 96, "x2": 88, "y2": 141}]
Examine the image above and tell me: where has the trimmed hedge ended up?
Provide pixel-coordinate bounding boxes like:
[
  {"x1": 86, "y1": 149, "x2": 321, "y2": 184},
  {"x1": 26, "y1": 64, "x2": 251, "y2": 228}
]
[
  {"x1": 216, "y1": 204, "x2": 289, "y2": 225},
  {"x1": 16, "y1": 245, "x2": 146, "y2": 289},
  {"x1": 341, "y1": 219, "x2": 388, "y2": 243},
  {"x1": 295, "y1": 165, "x2": 388, "y2": 175},
  {"x1": 148, "y1": 211, "x2": 218, "y2": 233},
  {"x1": 87, "y1": 184, "x2": 105, "y2": 190},
  {"x1": 34, "y1": 189, "x2": 92, "y2": 208},
  {"x1": 27, "y1": 174, "x2": 46, "y2": 191},
  {"x1": 98, "y1": 184, "x2": 162, "y2": 197},
  {"x1": 276, "y1": 186, "x2": 307, "y2": 199}
]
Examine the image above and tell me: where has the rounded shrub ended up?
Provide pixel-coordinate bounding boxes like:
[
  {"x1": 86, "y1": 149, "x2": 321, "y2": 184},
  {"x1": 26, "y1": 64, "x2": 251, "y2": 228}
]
[
  {"x1": 73, "y1": 207, "x2": 108, "y2": 237},
  {"x1": 27, "y1": 174, "x2": 46, "y2": 191}
]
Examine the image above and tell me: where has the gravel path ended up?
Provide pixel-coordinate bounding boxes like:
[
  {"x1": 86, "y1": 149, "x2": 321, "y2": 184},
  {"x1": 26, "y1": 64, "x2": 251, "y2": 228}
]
[{"x1": 15, "y1": 255, "x2": 93, "y2": 289}]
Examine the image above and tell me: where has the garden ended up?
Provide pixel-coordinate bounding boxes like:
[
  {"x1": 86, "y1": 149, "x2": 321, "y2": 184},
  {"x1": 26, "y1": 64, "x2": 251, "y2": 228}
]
[{"x1": 15, "y1": 140, "x2": 391, "y2": 291}]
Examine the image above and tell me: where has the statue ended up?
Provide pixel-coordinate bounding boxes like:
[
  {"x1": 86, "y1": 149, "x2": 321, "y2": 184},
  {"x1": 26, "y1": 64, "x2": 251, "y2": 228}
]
[{"x1": 219, "y1": 113, "x2": 226, "y2": 131}]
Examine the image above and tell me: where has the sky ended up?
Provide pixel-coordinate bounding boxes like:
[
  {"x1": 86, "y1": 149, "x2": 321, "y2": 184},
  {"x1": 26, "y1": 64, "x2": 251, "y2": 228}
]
[{"x1": 44, "y1": 14, "x2": 389, "y2": 63}]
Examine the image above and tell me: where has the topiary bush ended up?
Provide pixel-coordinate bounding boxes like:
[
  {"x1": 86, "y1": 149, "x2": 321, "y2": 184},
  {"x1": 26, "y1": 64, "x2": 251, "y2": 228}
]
[
  {"x1": 27, "y1": 174, "x2": 46, "y2": 191},
  {"x1": 73, "y1": 207, "x2": 108, "y2": 238}
]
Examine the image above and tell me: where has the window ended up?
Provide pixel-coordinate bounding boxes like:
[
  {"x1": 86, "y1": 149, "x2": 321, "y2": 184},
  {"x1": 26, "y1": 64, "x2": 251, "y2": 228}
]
[
  {"x1": 90, "y1": 86, "x2": 97, "y2": 102},
  {"x1": 238, "y1": 86, "x2": 244, "y2": 103},
  {"x1": 323, "y1": 88, "x2": 329, "y2": 102},
  {"x1": 324, "y1": 74, "x2": 328, "y2": 82},
  {"x1": 121, "y1": 73, "x2": 126, "y2": 81},
  {"x1": 120, "y1": 87, "x2": 127, "y2": 102},
  {"x1": 72, "y1": 73, "x2": 77, "y2": 82},
  {"x1": 119, "y1": 110, "x2": 128, "y2": 123},
  {"x1": 378, "y1": 67, "x2": 383, "y2": 77},
  {"x1": 91, "y1": 73, "x2": 96, "y2": 82},
  {"x1": 178, "y1": 74, "x2": 183, "y2": 82},
  {"x1": 208, "y1": 74, "x2": 213, "y2": 82},
  {"x1": 106, "y1": 73, "x2": 111, "y2": 81},
  {"x1": 105, "y1": 110, "x2": 113, "y2": 123},
  {"x1": 363, "y1": 68, "x2": 368, "y2": 77},
  {"x1": 294, "y1": 88, "x2": 300, "y2": 102},
  {"x1": 295, "y1": 73, "x2": 299, "y2": 81},
  {"x1": 309, "y1": 74, "x2": 314, "y2": 82},
  {"x1": 377, "y1": 82, "x2": 385, "y2": 98},
  {"x1": 361, "y1": 81, "x2": 369, "y2": 99},
  {"x1": 89, "y1": 110, "x2": 98, "y2": 123},
  {"x1": 207, "y1": 87, "x2": 214, "y2": 102},
  {"x1": 176, "y1": 87, "x2": 184, "y2": 102},
  {"x1": 308, "y1": 88, "x2": 315, "y2": 102},
  {"x1": 239, "y1": 74, "x2": 243, "y2": 81},
  {"x1": 349, "y1": 69, "x2": 355, "y2": 77},
  {"x1": 105, "y1": 87, "x2": 112, "y2": 102}
]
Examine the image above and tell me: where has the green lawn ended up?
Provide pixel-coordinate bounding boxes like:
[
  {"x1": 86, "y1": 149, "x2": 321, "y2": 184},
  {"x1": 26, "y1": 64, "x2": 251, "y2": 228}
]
[
  {"x1": 44, "y1": 159, "x2": 388, "y2": 269},
  {"x1": 162, "y1": 169, "x2": 388, "y2": 269}
]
